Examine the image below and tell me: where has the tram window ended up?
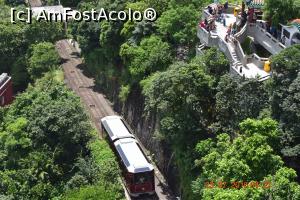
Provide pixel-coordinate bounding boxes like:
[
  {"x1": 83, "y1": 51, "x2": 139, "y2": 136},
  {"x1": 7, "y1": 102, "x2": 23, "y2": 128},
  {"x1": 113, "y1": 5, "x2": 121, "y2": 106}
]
[
  {"x1": 125, "y1": 173, "x2": 134, "y2": 184},
  {"x1": 134, "y1": 171, "x2": 153, "y2": 184}
]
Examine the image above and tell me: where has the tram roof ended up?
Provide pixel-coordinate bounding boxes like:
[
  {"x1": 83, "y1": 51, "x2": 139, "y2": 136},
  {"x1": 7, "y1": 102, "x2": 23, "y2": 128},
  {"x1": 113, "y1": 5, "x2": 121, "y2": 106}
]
[
  {"x1": 114, "y1": 138, "x2": 154, "y2": 173},
  {"x1": 101, "y1": 116, "x2": 135, "y2": 141},
  {"x1": 0, "y1": 73, "x2": 11, "y2": 91},
  {"x1": 0, "y1": 73, "x2": 9, "y2": 87}
]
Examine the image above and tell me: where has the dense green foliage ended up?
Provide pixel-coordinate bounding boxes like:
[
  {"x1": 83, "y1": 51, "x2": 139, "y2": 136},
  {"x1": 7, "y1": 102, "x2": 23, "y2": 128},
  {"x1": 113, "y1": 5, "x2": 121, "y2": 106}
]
[
  {"x1": 0, "y1": 2, "x2": 124, "y2": 195},
  {"x1": 0, "y1": 74, "x2": 89, "y2": 199},
  {"x1": 156, "y1": 5, "x2": 199, "y2": 45},
  {"x1": 65, "y1": 0, "x2": 300, "y2": 197},
  {"x1": 28, "y1": 42, "x2": 61, "y2": 80},
  {"x1": 70, "y1": 0, "x2": 211, "y2": 95},
  {"x1": 60, "y1": 0, "x2": 81, "y2": 7},
  {"x1": 1, "y1": 0, "x2": 299, "y2": 199},
  {"x1": 269, "y1": 45, "x2": 300, "y2": 163},
  {"x1": 193, "y1": 119, "x2": 300, "y2": 200},
  {"x1": 62, "y1": 140, "x2": 123, "y2": 200},
  {"x1": 120, "y1": 35, "x2": 171, "y2": 83},
  {"x1": 0, "y1": 73, "x2": 123, "y2": 199},
  {"x1": 264, "y1": 0, "x2": 300, "y2": 26},
  {"x1": 212, "y1": 74, "x2": 268, "y2": 134},
  {"x1": 141, "y1": 51, "x2": 229, "y2": 199},
  {"x1": 62, "y1": 183, "x2": 120, "y2": 200},
  {"x1": 141, "y1": 53, "x2": 300, "y2": 198},
  {"x1": 142, "y1": 61, "x2": 214, "y2": 143},
  {"x1": 0, "y1": 2, "x2": 64, "y2": 90}
]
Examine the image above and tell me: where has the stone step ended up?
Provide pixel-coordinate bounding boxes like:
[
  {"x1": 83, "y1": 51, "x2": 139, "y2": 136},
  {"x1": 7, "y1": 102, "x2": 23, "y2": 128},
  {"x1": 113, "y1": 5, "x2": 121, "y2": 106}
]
[
  {"x1": 259, "y1": 75, "x2": 271, "y2": 82},
  {"x1": 198, "y1": 44, "x2": 206, "y2": 50}
]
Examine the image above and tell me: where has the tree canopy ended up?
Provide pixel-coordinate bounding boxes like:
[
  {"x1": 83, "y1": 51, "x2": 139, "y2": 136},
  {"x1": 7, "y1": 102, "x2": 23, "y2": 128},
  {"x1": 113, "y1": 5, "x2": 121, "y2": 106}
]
[
  {"x1": 264, "y1": 0, "x2": 300, "y2": 26},
  {"x1": 141, "y1": 60, "x2": 215, "y2": 199},
  {"x1": 269, "y1": 45, "x2": 300, "y2": 158},
  {"x1": 0, "y1": 2, "x2": 64, "y2": 91},
  {"x1": 120, "y1": 35, "x2": 172, "y2": 83},
  {"x1": 0, "y1": 72, "x2": 123, "y2": 199},
  {"x1": 1, "y1": 0, "x2": 297, "y2": 199},
  {"x1": 211, "y1": 74, "x2": 268, "y2": 134},
  {"x1": 192, "y1": 119, "x2": 300, "y2": 200},
  {"x1": 27, "y1": 42, "x2": 61, "y2": 80},
  {"x1": 156, "y1": 5, "x2": 199, "y2": 46}
]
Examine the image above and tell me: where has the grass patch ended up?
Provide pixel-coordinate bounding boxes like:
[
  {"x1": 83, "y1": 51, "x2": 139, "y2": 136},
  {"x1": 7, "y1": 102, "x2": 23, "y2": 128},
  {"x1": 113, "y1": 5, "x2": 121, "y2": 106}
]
[{"x1": 62, "y1": 183, "x2": 122, "y2": 200}]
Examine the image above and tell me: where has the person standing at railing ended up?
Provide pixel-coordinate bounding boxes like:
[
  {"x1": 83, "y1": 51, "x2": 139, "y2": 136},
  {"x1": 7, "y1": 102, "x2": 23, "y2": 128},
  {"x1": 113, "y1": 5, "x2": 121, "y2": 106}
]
[
  {"x1": 232, "y1": 22, "x2": 237, "y2": 35},
  {"x1": 223, "y1": 14, "x2": 226, "y2": 26},
  {"x1": 217, "y1": 5, "x2": 223, "y2": 22},
  {"x1": 281, "y1": 35, "x2": 286, "y2": 45},
  {"x1": 270, "y1": 26, "x2": 276, "y2": 37},
  {"x1": 259, "y1": 21, "x2": 265, "y2": 29},
  {"x1": 224, "y1": 0, "x2": 228, "y2": 11},
  {"x1": 204, "y1": 18, "x2": 209, "y2": 31},
  {"x1": 212, "y1": 8, "x2": 217, "y2": 16},
  {"x1": 247, "y1": 8, "x2": 254, "y2": 22},
  {"x1": 208, "y1": 5, "x2": 213, "y2": 15},
  {"x1": 266, "y1": 22, "x2": 271, "y2": 33},
  {"x1": 252, "y1": 12, "x2": 257, "y2": 23},
  {"x1": 241, "y1": 11, "x2": 247, "y2": 27},
  {"x1": 225, "y1": 24, "x2": 232, "y2": 42},
  {"x1": 199, "y1": 21, "x2": 206, "y2": 29}
]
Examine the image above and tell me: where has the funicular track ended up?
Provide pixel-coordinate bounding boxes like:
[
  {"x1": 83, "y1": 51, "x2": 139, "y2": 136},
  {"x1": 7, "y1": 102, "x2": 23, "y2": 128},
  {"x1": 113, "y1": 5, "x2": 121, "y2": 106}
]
[{"x1": 56, "y1": 40, "x2": 176, "y2": 200}]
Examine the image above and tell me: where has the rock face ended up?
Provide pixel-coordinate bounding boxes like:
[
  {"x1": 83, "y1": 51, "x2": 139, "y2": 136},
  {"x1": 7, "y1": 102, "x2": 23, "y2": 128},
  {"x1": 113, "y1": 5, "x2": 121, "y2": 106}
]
[
  {"x1": 111, "y1": 85, "x2": 180, "y2": 196},
  {"x1": 122, "y1": 90, "x2": 165, "y2": 168}
]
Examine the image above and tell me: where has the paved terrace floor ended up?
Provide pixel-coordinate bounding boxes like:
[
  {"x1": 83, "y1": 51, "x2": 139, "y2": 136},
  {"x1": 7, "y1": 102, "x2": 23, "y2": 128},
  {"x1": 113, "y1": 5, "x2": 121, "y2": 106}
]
[{"x1": 210, "y1": 13, "x2": 236, "y2": 39}]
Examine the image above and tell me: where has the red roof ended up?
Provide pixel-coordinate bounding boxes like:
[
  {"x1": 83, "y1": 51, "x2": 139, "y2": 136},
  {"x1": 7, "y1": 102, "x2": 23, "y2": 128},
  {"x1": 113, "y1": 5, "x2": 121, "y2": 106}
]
[{"x1": 292, "y1": 19, "x2": 300, "y2": 24}]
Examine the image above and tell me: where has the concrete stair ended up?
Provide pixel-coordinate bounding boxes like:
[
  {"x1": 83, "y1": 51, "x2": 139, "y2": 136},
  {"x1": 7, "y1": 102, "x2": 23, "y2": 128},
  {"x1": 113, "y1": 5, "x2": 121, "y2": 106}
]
[{"x1": 196, "y1": 44, "x2": 206, "y2": 55}]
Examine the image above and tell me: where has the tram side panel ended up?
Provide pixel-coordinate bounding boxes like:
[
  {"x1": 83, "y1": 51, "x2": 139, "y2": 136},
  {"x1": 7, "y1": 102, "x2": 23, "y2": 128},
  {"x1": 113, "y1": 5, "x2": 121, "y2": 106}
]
[{"x1": 100, "y1": 116, "x2": 155, "y2": 197}]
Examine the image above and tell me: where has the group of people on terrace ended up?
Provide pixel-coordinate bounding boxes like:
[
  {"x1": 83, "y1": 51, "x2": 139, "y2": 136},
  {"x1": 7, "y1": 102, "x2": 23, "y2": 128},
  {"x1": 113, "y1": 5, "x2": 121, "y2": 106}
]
[
  {"x1": 200, "y1": 1, "x2": 282, "y2": 44},
  {"x1": 199, "y1": 0, "x2": 298, "y2": 47},
  {"x1": 198, "y1": 1, "x2": 289, "y2": 47},
  {"x1": 225, "y1": 22, "x2": 238, "y2": 42},
  {"x1": 199, "y1": 1, "x2": 229, "y2": 32},
  {"x1": 199, "y1": 2, "x2": 248, "y2": 42},
  {"x1": 208, "y1": 1, "x2": 229, "y2": 16}
]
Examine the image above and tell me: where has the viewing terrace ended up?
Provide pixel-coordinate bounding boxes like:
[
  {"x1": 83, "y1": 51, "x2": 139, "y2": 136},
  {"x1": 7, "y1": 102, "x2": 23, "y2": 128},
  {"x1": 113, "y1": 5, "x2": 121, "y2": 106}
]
[{"x1": 197, "y1": 3, "x2": 287, "y2": 81}]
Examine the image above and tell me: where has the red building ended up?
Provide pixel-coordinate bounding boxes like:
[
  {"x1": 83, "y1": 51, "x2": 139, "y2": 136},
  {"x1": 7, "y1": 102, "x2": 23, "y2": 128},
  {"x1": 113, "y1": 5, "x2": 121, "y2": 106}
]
[{"x1": 0, "y1": 73, "x2": 13, "y2": 107}]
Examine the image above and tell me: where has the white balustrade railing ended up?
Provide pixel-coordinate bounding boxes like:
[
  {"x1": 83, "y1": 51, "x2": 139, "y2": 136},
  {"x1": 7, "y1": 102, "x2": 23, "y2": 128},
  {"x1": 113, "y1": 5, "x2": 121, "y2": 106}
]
[
  {"x1": 196, "y1": 7, "x2": 281, "y2": 80},
  {"x1": 248, "y1": 23, "x2": 286, "y2": 55}
]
